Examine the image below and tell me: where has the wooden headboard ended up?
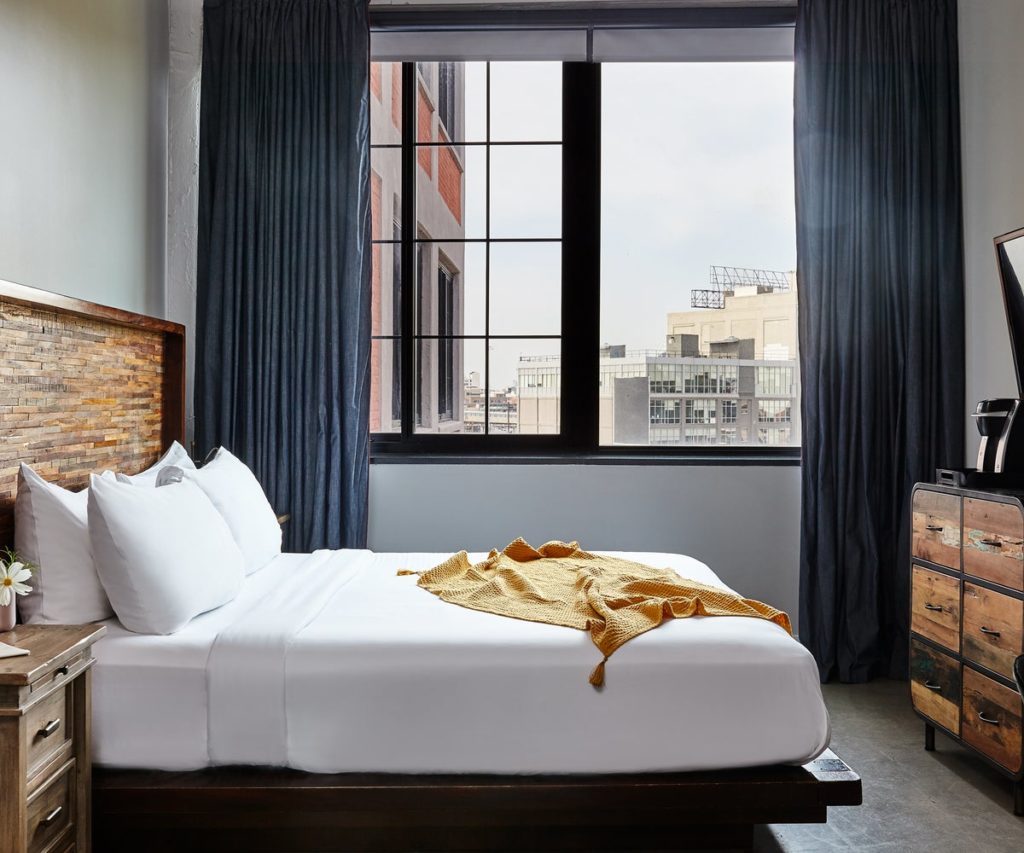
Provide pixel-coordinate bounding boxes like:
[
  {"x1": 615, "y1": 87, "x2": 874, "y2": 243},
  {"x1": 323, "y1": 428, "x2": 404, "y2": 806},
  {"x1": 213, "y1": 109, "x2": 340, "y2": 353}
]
[{"x1": 0, "y1": 280, "x2": 185, "y2": 545}]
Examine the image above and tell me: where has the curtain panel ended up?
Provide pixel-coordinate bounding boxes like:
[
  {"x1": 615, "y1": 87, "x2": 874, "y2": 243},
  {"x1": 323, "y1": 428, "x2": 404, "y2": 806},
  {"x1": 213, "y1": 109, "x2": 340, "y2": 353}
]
[
  {"x1": 196, "y1": 0, "x2": 371, "y2": 550},
  {"x1": 795, "y1": 0, "x2": 965, "y2": 681}
]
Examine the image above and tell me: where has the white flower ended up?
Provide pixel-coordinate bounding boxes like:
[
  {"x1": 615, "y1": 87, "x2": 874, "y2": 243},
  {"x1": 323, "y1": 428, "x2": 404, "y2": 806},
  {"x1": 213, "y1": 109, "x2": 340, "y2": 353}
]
[{"x1": 0, "y1": 561, "x2": 32, "y2": 607}]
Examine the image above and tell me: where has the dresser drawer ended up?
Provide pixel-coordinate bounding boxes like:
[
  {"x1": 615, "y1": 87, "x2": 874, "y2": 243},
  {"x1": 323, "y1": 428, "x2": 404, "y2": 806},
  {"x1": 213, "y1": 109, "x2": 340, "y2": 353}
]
[
  {"x1": 912, "y1": 490, "x2": 961, "y2": 569},
  {"x1": 26, "y1": 759, "x2": 74, "y2": 853},
  {"x1": 962, "y1": 582, "x2": 1024, "y2": 680},
  {"x1": 911, "y1": 566, "x2": 960, "y2": 651},
  {"x1": 910, "y1": 639, "x2": 961, "y2": 734},
  {"x1": 963, "y1": 498, "x2": 1024, "y2": 590},
  {"x1": 962, "y1": 667, "x2": 1023, "y2": 774},
  {"x1": 24, "y1": 686, "x2": 70, "y2": 779}
]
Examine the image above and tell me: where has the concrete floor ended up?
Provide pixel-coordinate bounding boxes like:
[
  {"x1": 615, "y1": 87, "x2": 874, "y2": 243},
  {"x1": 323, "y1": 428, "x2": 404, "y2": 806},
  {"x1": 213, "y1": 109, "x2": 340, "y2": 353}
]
[{"x1": 756, "y1": 679, "x2": 1022, "y2": 852}]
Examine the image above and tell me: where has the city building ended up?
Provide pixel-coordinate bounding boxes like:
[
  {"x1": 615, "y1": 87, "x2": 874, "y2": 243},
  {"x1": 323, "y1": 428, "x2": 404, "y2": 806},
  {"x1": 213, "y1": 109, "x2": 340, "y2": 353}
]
[
  {"x1": 518, "y1": 269, "x2": 800, "y2": 446},
  {"x1": 370, "y1": 61, "x2": 467, "y2": 432}
]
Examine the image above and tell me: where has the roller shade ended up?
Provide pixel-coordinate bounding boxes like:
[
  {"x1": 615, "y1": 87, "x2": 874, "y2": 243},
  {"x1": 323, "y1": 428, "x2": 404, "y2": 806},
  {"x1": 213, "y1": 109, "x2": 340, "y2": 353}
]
[
  {"x1": 370, "y1": 29, "x2": 589, "y2": 61},
  {"x1": 592, "y1": 27, "x2": 794, "y2": 62}
]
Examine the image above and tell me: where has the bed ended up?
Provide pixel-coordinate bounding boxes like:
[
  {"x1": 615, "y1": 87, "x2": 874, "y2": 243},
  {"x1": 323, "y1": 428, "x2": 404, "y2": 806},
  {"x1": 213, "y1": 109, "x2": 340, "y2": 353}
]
[{"x1": 0, "y1": 279, "x2": 860, "y2": 852}]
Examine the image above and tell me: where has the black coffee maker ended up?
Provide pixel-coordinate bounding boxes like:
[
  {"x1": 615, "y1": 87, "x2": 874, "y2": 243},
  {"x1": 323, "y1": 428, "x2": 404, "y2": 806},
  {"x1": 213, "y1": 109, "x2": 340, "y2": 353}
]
[{"x1": 973, "y1": 398, "x2": 1024, "y2": 473}]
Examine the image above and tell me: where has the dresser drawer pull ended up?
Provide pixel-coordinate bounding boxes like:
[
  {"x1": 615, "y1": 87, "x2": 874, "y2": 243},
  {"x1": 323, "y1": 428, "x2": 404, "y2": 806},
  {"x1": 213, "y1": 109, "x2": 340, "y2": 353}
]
[
  {"x1": 54, "y1": 665, "x2": 69, "y2": 677},
  {"x1": 979, "y1": 538, "x2": 1003, "y2": 548},
  {"x1": 40, "y1": 805, "x2": 63, "y2": 826},
  {"x1": 38, "y1": 718, "x2": 61, "y2": 738},
  {"x1": 978, "y1": 712, "x2": 1001, "y2": 726},
  {"x1": 925, "y1": 524, "x2": 944, "y2": 532},
  {"x1": 924, "y1": 603, "x2": 944, "y2": 612},
  {"x1": 979, "y1": 626, "x2": 1002, "y2": 637},
  {"x1": 924, "y1": 681, "x2": 943, "y2": 692}
]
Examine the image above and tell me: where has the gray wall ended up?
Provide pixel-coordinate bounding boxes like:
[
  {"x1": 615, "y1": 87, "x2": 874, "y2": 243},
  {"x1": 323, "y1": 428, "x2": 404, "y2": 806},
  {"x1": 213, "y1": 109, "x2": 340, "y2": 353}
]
[
  {"x1": 0, "y1": 0, "x2": 168, "y2": 316},
  {"x1": 959, "y1": 0, "x2": 1024, "y2": 463},
  {"x1": 369, "y1": 464, "x2": 802, "y2": 623}
]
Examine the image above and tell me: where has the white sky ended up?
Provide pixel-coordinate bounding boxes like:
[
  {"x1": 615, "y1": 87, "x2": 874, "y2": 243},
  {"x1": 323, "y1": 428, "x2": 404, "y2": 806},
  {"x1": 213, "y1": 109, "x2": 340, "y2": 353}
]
[{"x1": 429, "y1": 61, "x2": 797, "y2": 390}]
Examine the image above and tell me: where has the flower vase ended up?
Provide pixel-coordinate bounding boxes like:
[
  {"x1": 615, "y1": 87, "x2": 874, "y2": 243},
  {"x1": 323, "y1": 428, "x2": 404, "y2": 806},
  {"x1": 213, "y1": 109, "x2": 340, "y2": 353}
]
[{"x1": 0, "y1": 597, "x2": 15, "y2": 632}]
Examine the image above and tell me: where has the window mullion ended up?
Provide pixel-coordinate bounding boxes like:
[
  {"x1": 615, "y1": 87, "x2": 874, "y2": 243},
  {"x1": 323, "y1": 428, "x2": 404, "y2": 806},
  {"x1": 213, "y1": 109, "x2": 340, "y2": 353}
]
[
  {"x1": 559, "y1": 62, "x2": 601, "y2": 451},
  {"x1": 400, "y1": 62, "x2": 416, "y2": 440}
]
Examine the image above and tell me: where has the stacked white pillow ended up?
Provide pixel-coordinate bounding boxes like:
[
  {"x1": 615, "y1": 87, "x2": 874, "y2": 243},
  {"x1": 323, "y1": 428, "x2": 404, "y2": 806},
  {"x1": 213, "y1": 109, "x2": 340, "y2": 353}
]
[
  {"x1": 88, "y1": 475, "x2": 245, "y2": 634},
  {"x1": 16, "y1": 442, "x2": 279, "y2": 634},
  {"x1": 183, "y1": 448, "x2": 282, "y2": 574},
  {"x1": 14, "y1": 441, "x2": 197, "y2": 625}
]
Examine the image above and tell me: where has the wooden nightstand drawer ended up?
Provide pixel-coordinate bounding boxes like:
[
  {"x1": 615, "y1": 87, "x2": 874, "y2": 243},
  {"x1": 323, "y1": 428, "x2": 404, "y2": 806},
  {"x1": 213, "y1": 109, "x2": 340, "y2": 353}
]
[
  {"x1": 962, "y1": 668, "x2": 1023, "y2": 774},
  {"x1": 912, "y1": 490, "x2": 961, "y2": 569},
  {"x1": 24, "y1": 687, "x2": 71, "y2": 780},
  {"x1": 29, "y1": 652, "x2": 84, "y2": 696},
  {"x1": 963, "y1": 582, "x2": 1024, "y2": 680},
  {"x1": 964, "y1": 498, "x2": 1024, "y2": 590},
  {"x1": 911, "y1": 566, "x2": 960, "y2": 651},
  {"x1": 27, "y1": 759, "x2": 74, "y2": 853},
  {"x1": 910, "y1": 639, "x2": 961, "y2": 735}
]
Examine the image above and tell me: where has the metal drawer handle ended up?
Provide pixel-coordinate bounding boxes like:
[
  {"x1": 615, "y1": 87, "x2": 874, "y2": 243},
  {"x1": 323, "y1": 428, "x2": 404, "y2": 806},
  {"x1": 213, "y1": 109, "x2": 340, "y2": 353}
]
[
  {"x1": 924, "y1": 603, "x2": 943, "y2": 612},
  {"x1": 980, "y1": 626, "x2": 1002, "y2": 638},
  {"x1": 41, "y1": 805, "x2": 62, "y2": 826},
  {"x1": 979, "y1": 538, "x2": 1002, "y2": 548},
  {"x1": 924, "y1": 681, "x2": 943, "y2": 692},
  {"x1": 54, "y1": 665, "x2": 69, "y2": 677},
  {"x1": 38, "y1": 718, "x2": 61, "y2": 738},
  {"x1": 925, "y1": 524, "x2": 944, "y2": 532},
  {"x1": 978, "y1": 712, "x2": 1001, "y2": 726}
]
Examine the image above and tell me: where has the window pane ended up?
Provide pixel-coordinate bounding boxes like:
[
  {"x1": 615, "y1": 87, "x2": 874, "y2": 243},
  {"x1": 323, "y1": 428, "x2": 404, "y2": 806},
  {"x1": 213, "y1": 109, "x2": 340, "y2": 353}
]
[
  {"x1": 599, "y1": 63, "x2": 799, "y2": 448},
  {"x1": 371, "y1": 236, "x2": 403, "y2": 337},
  {"x1": 370, "y1": 338, "x2": 401, "y2": 433},
  {"x1": 414, "y1": 338, "x2": 485, "y2": 434},
  {"x1": 416, "y1": 144, "x2": 484, "y2": 240},
  {"x1": 489, "y1": 62, "x2": 562, "y2": 142},
  {"x1": 370, "y1": 62, "x2": 402, "y2": 144},
  {"x1": 499, "y1": 339, "x2": 562, "y2": 436},
  {"x1": 488, "y1": 242, "x2": 561, "y2": 336},
  {"x1": 489, "y1": 145, "x2": 561, "y2": 239},
  {"x1": 414, "y1": 241, "x2": 485, "y2": 337},
  {"x1": 414, "y1": 62, "x2": 487, "y2": 143},
  {"x1": 370, "y1": 147, "x2": 401, "y2": 243}
]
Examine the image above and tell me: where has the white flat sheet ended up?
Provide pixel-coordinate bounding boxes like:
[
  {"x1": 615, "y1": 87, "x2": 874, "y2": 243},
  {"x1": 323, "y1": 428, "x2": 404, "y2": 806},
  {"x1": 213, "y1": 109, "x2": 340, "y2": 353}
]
[{"x1": 92, "y1": 549, "x2": 830, "y2": 774}]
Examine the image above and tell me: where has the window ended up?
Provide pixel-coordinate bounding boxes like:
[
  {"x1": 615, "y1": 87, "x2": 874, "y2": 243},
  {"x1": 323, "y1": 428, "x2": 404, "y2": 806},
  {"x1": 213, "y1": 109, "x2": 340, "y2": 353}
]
[
  {"x1": 438, "y1": 61, "x2": 457, "y2": 141},
  {"x1": 437, "y1": 263, "x2": 456, "y2": 420},
  {"x1": 370, "y1": 14, "x2": 798, "y2": 458}
]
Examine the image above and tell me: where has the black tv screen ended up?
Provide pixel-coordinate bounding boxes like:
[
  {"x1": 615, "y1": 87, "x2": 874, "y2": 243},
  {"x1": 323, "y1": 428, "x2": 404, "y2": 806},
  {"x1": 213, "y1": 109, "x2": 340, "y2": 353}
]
[{"x1": 996, "y1": 228, "x2": 1024, "y2": 398}]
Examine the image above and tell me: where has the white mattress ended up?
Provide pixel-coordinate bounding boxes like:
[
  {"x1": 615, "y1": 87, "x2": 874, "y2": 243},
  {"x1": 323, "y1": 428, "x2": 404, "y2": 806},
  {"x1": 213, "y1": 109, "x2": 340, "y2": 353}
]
[{"x1": 92, "y1": 549, "x2": 830, "y2": 774}]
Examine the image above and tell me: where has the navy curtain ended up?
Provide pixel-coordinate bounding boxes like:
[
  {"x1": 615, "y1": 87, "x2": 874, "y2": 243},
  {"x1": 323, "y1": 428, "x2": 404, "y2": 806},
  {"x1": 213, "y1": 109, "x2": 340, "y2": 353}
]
[
  {"x1": 795, "y1": 0, "x2": 965, "y2": 681},
  {"x1": 196, "y1": 0, "x2": 371, "y2": 550}
]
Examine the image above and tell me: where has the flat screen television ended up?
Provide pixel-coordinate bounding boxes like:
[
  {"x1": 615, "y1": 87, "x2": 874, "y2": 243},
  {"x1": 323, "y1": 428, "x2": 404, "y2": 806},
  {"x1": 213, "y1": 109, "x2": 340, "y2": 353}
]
[{"x1": 996, "y1": 227, "x2": 1024, "y2": 398}]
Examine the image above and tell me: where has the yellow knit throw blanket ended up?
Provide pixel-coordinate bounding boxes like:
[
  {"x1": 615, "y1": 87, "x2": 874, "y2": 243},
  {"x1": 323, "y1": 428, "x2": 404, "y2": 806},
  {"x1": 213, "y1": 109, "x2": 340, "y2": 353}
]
[{"x1": 399, "y1": 538, "x2": 792, "y2": 687}]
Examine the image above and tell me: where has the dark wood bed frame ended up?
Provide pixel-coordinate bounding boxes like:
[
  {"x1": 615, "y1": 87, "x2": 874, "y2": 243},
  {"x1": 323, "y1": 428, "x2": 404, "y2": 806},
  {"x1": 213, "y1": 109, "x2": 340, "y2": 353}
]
[{"x1": 0, "y1": 280, "x2": 862, "y2": 852}]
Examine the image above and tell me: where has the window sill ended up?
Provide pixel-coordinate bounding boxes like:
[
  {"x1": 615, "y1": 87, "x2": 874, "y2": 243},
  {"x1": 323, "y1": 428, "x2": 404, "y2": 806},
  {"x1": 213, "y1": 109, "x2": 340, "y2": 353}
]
[{"x1": 370, "y1": 449, "x2": 801, "y2": 466}]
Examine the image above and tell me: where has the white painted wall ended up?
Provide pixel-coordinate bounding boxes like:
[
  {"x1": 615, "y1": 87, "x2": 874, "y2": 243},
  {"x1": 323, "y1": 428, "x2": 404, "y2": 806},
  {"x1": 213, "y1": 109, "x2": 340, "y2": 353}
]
[
  {"x1": 369, "y1": 463, "x2": 802, "y2": 622},
  {"x1": 0, "y1": 0, "x2": 167, "y2": 316},
  {"x1": 167, "y1": 0, "x2": 204, "y2": 443},
  {"x1": 959, "y1": 0, "x2": 1024, "y2": 462}
]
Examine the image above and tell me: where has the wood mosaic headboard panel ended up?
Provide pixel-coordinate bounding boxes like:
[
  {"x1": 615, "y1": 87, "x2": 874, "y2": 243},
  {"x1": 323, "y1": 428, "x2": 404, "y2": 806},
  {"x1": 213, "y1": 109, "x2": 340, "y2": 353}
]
[{"x1": 0, "y1": 280, "x2": 185, "y2": 545}]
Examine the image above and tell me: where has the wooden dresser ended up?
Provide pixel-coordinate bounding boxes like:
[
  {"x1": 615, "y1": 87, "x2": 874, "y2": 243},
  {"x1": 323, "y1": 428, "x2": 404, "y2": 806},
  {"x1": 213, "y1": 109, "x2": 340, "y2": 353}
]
[
  {"x1": 910, "y1": 483, "x2": 1024, "y2": 814},
  {"x1": 0, "y1": 624, "x2": 106, "y2": 853}
]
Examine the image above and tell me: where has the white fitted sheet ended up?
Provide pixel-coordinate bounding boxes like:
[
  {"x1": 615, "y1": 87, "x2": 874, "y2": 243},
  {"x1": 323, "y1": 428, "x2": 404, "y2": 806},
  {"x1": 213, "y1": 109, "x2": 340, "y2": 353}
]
[{"x1": 92, "y1": 549, "x2": 830, "y2": 773}]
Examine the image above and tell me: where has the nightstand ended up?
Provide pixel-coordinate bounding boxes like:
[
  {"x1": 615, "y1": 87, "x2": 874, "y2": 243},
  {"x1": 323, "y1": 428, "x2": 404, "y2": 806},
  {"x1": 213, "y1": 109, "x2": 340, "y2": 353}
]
[{"x1": 0, "y1": 624, "x2": 106, "y2": 852}]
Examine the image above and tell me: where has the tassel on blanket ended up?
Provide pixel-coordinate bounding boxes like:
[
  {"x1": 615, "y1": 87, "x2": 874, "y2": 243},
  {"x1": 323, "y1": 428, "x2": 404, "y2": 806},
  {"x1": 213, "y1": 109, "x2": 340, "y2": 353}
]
[
  {"x1": 589, "y1": 656, "x2": 608, "y2": 688},
  {"x1": 396, "y1": 569, "x2": 419, "y2": 576}
]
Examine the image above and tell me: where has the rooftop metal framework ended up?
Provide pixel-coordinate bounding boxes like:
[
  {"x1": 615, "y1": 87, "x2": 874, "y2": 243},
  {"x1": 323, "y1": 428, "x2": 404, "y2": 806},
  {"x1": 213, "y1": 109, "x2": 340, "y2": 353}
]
[{"x1": 691, "y1": 265, "x2": 792, "y2": 309}]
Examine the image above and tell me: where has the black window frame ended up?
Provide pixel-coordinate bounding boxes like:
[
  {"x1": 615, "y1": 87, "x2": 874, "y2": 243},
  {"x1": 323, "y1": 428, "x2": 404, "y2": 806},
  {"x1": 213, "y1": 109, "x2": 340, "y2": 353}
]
[{"x1": 369, "y1": 6, "x2": 800, "y2": 465}]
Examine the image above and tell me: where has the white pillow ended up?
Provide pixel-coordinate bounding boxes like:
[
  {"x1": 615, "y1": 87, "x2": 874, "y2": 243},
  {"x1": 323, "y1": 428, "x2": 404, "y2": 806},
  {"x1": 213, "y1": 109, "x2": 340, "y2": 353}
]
[
  {"x1": 88, "y1": 474, "x2": 245, "y2": 634},
  {"x1": 121, "y1": 441, "x2": 196, "y2": 486},
  {"x1": 14, "y1": 464, "x2": 115, "y2": 624},
  {"x1": 185, "y1": 448, "x2": 281, "y2": 574}
]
